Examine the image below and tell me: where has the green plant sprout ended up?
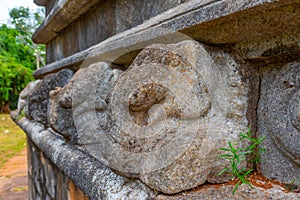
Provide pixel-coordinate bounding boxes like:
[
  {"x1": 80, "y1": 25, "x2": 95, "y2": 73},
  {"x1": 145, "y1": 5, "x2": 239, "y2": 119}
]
[
  {"x1": 285, "y1": 180, "x2": 300, "y2": 192},
  {"x1": 239, "y1": 129, "x2": 266, "y2": 167},
  {"x1": 218, "y1": 128, "x2": 265, "y2": 194}
]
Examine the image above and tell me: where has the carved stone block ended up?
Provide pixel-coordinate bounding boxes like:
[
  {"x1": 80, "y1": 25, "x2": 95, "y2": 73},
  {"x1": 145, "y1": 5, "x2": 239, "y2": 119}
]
[
  {"x1": 11, "y1": 80, "x2": 41, "y2": 120},
  {"x1": 258, "y1": 63, "x2": 300, "y2": 183},
  {"x1": 49, "y1": 62, "x2": 123, "y2": 144},
  {"x1": 49, "y1": 86, "x2": 77, "y2": 143},
  {"x1": 76, "y1": 40, "x2": 249, "y2": 194},
  {"x1": 27, "y1": 69, "x2": 74, "y2": 125}
]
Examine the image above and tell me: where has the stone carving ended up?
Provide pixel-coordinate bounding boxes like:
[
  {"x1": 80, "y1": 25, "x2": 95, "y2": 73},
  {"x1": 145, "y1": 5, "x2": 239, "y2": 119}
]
[
  {"x1": 49, "y1": 86, "x2": 77, "y2": 143},
  {"x1": 18, "y1": 80, "x2": 41, "y2": 111},
  {"x1": 11, "y1": 80, "x2": 41, "y2": 120},
  {"x1": 49, "y1": 62, "x2": 122, "y2": 144},
  {"x1": 75, "y1": 40, "x2": 249, "y2": 194},
  {"x1": 258, "y1": 63, "x2": 300, "y2": 183},
  {"x1": 27, "y1": 69, "x2": 74, "y2": 125}
]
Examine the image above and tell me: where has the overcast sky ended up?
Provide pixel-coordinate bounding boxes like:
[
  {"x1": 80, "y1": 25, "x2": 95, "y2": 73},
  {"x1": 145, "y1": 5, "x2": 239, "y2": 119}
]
[{"x1": 0, "y1": 0, "x2": 40, "y2": 24}]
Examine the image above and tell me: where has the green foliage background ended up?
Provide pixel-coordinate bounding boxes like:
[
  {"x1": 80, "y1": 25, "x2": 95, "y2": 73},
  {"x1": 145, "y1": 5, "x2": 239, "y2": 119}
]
[{"x1": 0, "y1": 7, "x2": 45, "y2": 111}]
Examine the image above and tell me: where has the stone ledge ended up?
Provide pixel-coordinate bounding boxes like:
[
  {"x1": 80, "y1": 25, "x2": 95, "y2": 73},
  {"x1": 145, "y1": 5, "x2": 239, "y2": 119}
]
[
  {"x1": 14, "y1": 118, "x2": 155, "y2": 200},
  {"x1": 155, "y1": 182, "x2": 300, "y2": 200},
  {"x1": 33, "y1": 0, "x2": 299, "y2": 78},
  {"x1": 32, "y1": 0, "x2": 100, "y2": 44}
]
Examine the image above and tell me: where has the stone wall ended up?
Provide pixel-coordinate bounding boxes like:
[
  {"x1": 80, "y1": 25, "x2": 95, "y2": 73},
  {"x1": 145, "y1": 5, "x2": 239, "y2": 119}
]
[
  {"x1": 11, "y1": 0, "x2": 300, "y2": 199},
  {"x1": 34, "y1": 0, "x2": 185, "y2": 63}
]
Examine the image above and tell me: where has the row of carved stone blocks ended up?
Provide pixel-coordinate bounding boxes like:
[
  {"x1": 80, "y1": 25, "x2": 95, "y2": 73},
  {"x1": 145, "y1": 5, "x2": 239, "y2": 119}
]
[{"x1": 12, "y1": 40, "x2": 300, "y2": 199}]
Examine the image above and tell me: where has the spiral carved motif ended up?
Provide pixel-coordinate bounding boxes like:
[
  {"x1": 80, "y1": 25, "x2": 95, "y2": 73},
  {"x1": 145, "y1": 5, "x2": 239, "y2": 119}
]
[
  {"x1": 73, "y1": 40, "x2": 249, "y2": 194},
  {"x1": 107, "y1": 54, "x2": 208, "y2": 169}
]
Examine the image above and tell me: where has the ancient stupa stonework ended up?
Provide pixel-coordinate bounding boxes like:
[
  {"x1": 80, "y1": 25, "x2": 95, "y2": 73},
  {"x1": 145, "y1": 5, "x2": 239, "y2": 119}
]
[
  {"x1": 258, "y1": 63, "x2": 300, "y2": 183},
  {"x1": 11, "y1": 0, "x2": 300, "y2": 199}
]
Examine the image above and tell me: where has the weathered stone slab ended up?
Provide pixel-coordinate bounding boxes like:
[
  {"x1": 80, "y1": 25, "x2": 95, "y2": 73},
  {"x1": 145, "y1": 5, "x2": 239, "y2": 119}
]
[
  {"x1": 13, "y1": 0, "x2": 300, "y2": 199},
  {"x1": 155, "y1": 181, "x2": 300, "y2": 200},
  {"x1": 78, "y1": 40, "x2": 249, "y2": 194},
  {"x1": 258, "y1": 62, "x2": 300, "y2": 184},
  {"x1": 27, "y1": 69, "x2": 74, "y2": 125}
]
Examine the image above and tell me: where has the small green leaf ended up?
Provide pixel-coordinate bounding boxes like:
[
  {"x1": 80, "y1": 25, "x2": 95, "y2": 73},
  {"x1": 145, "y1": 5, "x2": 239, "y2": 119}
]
[
  {"x1": 233, "y1": 181, "x2": 241, "y2": 195},
  {"x1": 218, "y1": 167, "x2": 230, "y2": 176},
  {"x1": 219, "y1": 147, "x2": 231, "y2": 151},
  {"x1": 218, "y1": 154, "x2": 232, "y2": 158},
  {"x1": 244, "y1": 169, "x2": 253, "y2": 176}
]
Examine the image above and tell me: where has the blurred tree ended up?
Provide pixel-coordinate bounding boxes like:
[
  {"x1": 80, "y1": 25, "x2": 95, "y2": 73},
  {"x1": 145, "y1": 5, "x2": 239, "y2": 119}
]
[
  {"x1": 9, "y1": 6, "x2": 44, "y2": 34},
  {"x1": 9, "y1": 7, "x2": 31, "y2": 33},
  {"x1": 0, "y1": 7, "x2": 45, "y2": 112},
  {"x1": 9, "y1": 6, "x2": 46, "y2": 64}
]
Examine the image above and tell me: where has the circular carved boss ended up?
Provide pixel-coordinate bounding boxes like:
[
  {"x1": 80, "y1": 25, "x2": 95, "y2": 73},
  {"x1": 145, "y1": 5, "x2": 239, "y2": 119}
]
[
  {"x1": 75, "y1": 40, "x2": 249, "y2": 194},
  {"x1": 105, "y1": 42, "x2": 210, "y2": 174}
]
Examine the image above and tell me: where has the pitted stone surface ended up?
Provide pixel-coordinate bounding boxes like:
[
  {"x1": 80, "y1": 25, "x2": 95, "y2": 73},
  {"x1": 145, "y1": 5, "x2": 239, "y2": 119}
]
[
  {"x1": 70, "y1": 62, "x2": 123, "y2": 145},
  {"x1": 155, "y1": 182, "x2": 300, "y2": 200},
  {"x1": 19, "y1": 80, "x2": 39, "y2": 99},
  {"x1": 49, "y1": 63, "x2": 122, "y2": 144},
  {"x1": 49, "y1": 86, "x2": 77, "y2": 143},
  {"x1": 115, "y1": 0, "x2": 182, "y2": 33},
  {"x1": 258, "y1": 63, "x2": 300, "y2": 184},
  {"x1": 27, "y1": 69, "x2": 74, "y2": 125},
  {"x1": 79, "y1": 40, "x2": 249, "y2": 194}
]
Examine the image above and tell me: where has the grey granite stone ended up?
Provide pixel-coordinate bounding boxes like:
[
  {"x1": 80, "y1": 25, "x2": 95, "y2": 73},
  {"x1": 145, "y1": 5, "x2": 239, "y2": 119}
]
[
  {"x1": 37, "y1": 0, "x2": 184, "y2": 63},
  {"x1": 258, "y1": 62, "x2": 300, "y2": 184},
  {"x1": 27, "y1": 69, "x2": 74, "y2": 125},
  {"x1": 155, "y1": 182, "x2": 300, "y2": 200},
  {"x1": 17, "y1": 0, "x2": 300, "y2": 199},
  {"x1": 19, "y1": 80, "x2": 41, "y2": 100},
  {"x1": 44, "y1": 160, "x2": 56, "y2": 198}
]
